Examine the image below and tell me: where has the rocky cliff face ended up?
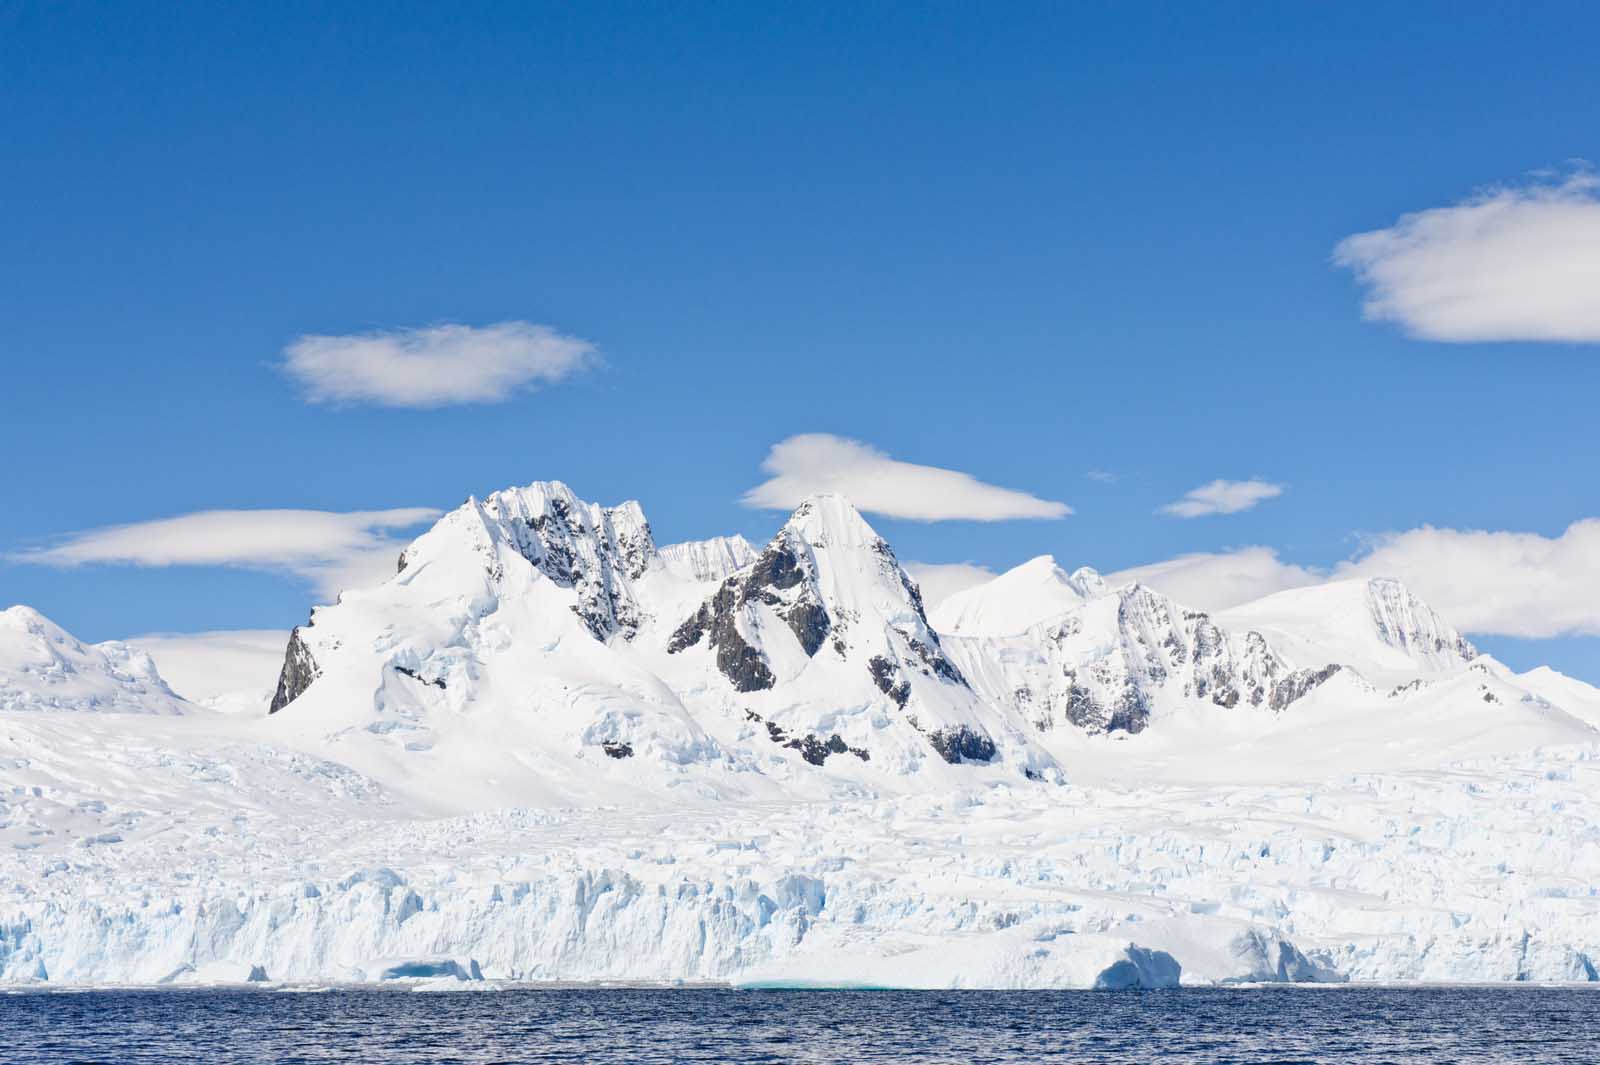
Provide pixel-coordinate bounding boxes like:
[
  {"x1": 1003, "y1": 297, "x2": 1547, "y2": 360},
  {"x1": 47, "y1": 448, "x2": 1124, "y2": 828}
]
[
  {"x1": 1364, "y1": 578, "x2": 1478, "y2": 667},
  {"x1": 669, "y1": 495, "x2": 967, "y2": 704},
  {"x1": 474, "y1": 481, "x2": 657, "y2": 641},
  {"x1": 268, "y1": 626, "x2": 319, "y2": 715},
  {"x1": 946, "y1": 583, "x2": 1346, "y2": 736}
]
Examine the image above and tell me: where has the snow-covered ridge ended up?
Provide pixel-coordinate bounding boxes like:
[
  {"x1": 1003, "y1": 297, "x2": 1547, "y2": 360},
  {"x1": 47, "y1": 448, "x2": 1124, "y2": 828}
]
[
  {"x1": 1217, "y1": 576, "x2": 1477, "y2": 685},
  {"x1": 0, "y1": 605, "x2": 188, "y2": 715},
  {"x1": 8, "y1": 477, "x2": 1600, "y2": 988},
  {"x1": 658, "y1": 535, "x2": 756, "y2": 584},
  {"x1": 247, "y1": 479, "x2": 1580, "y2": 761},
  {"x1": 930, "y1": 555, "x2": 1104, "y2": 637}
]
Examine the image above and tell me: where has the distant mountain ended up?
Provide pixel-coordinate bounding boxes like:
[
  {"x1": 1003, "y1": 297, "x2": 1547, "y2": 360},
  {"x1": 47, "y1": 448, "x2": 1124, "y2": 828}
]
[
  {"x1": 0, "y1": 605, "x2": 188, "y2": 715},
  {"x1": 262, "y1": 484, "x2": 1058, "y2": 783},
  {"x1": 929, "y1": 555, "x2": 1105, "y2": 637},
  {"x1": 257, "y1": 478, "x2": 1591, "y2": 774},
  {"x1": 658, "y1": 535, "x2": 757, "y2": 584},
  {"x1": 1215, "y1": 577, "x2": 1478, "y2": 683},
  {"x1": 9, "y1": 478, "x2": 1600, "y2": 990}
]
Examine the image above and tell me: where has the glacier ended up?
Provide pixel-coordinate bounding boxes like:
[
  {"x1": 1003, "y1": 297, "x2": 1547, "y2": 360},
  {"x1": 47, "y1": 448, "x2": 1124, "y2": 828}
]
[{"x1": 4, "y1": 480, "x2": 1600, "y2": 989}]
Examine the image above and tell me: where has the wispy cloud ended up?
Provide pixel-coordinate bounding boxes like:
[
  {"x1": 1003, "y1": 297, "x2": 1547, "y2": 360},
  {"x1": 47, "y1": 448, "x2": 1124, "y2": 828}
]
[
  {"x1": 1108, "y1": 519, "x2": 1600, "y2": 639},
  {"x1": 903, "y1": 561, "x2": 998, "y2": 606},
  {"x1": 127, "y1": 629, "x2": 291, "y2": 702},
  {"x1": 1109, "y1": 548, "x2": 1321, "y2": 612},
  {"x1": 12, "y1": 507, "x2": 440, "y2": 599},
  {"x1": 281, "y1": 321, "x2": 596, "y2": 407},
  {"x1": 1333, "y1": 520, "x2": 1600, "y2": 639},
  {"x1": 1334, "y1": 171, "x2": 1600, "y2": 343},
  {"x1": 743, "y1": 434, "x2": 1072, "y2": 522},
  {"x1": 1158, "y1": 479, "x2": 1283, "y2": 518},
  {"x1": 1086, "y1": 470, "x2": 1117, "y2": 484}
]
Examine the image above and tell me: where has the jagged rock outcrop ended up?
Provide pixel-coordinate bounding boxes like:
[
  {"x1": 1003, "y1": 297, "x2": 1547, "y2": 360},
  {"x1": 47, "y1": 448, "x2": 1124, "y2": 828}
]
[
  {"x1": 666, "y1": 495, "x2": 1028, "y2": 773},
  {"x1": 670, "y1": 495, "x2": 966, "y2": 701},
  {"x1": 946, "y1": 583, "x2": 1346, "y2": 736},
  {"x1": 476, "y1": 482, "x2": 657, "y2": 641},
  {"x1": 268, "y1": 626, "x2": 319, "y2": 714}
]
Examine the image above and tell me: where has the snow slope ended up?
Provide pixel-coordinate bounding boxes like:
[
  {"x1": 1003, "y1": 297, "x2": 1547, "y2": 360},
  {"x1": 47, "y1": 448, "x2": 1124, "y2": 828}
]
[
  {"x1": 657, "y1": 535, "x2": 757, "y2": 584},
  {"x1": 1216, "y1": 578, "x2": 1477, "y2": 685},
  {"x1": 5, "y1": 478, "x2": 1600, "y2": 988},
  {"x1": 0, "y1": 606, "x2": 189, "y2": 715},
  {"x1": 930, "y1": 555, "x2": 1104, "y2": 637}
]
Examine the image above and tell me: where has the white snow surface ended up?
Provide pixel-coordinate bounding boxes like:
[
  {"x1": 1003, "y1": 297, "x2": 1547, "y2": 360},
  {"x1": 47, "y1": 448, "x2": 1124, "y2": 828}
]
[
  {"x1": 5, "y1": 480, "x2": 1600, "y2": 988},
  {"x1": 657, "y1": 535, "x2": 757, "y2": 584},
  {"x1": 0, "y1": 606, "x2": 189, "y2": 716},
  {"x1": 930, "y1": 555, "x2": 1105, "y2": 637}
]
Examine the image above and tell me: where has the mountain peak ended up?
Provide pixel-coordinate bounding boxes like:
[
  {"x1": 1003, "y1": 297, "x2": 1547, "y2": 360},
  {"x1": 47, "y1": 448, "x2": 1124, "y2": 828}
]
[
  {"x1": 2, "y1": 603, "x2": 57, "y2": 636},
  {"x1": 782, "y1": 493, "x2": 882, "y2": 548},
  {"x1": 0, "y1": 606, "x2": 186, "y2": 715},
  {"x1": 1067, "y1": 566, "x2": 1107, "y2": 598},
  {"x1": 930, "y1": 555, "x2": 1095, "y2": 637},
  {"x1": 1216, "y1": 575, "x2": 1476, "y2": 681}
]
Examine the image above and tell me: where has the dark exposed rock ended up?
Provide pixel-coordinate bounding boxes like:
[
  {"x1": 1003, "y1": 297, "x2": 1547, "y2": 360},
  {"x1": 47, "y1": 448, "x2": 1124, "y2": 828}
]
[
  {"x1": 668, "y1": 540, "x2": 832, "y2": 692},
  {"x1": 268, "y1": 627, "x2": 319, "y2": 715},
  {"x1": 926, "y1": 726, "x2": 998, "y2": 764},
  {"x1": 487, "y1": 486, "x2": 655, "y2": 643},
  {"x1": 394, "y1": 665, "x2": 446, "y2": 690},
  {"x1": 601, "y1": 741, "x2": 634, "y2": 759},
  {"x1": 1062, "y1": 680, "x2": 1102, "y2": 731},
  {"x1": 670, "y1": 584, "x2": 776, "y2": 691},
  {"x1": 745, "y1": 710, "x2": 868, "y2": 764},
  {"x1": 868, "y1": 656, "x2": 911, "y2": 708},
  {"x1": 908, "y1": 637, "x2": 968, "y2": 688},
  {"x1": 747, "y1": 541, "x2": 806, "y2": 593},
  {"x1": 1106, "y1": 687, "x2": 1150, "y2": 734},
  {"x1": 1268, "y1": 664, "x2": 1341, "y2": 712},
  {"x1": 786, "y1": 602, "x2": 832, "y2": 658}
]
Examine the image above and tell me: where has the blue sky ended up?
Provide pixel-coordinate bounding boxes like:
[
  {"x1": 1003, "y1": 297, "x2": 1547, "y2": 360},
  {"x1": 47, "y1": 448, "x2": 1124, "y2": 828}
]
[{"x1": 2, "y1": 2, "x2": 1598, "y2": 680}]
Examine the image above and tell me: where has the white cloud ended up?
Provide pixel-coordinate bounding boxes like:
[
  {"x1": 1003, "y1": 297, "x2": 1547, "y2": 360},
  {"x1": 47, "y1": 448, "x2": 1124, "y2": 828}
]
[
  {"x1": 1158, "y1": 479, "x2": 1284, "y2": 518},
  {"x1": 1334, "y1": 172, "x2": 1600, "y2": 343},
  {"x1": 903, "y1": 561, "x2": 998, "y2": 607},
  {"x1": 1086, "y1": 471, "x2": 1117, "y2": 483},
  {"x1": 128, "y1": 629, "x2": 290, "y2": 703},
  {"x1": 281, "y1": 321, "x2": 596, "y2": 407},
  {"x1": 1107, "y1": 520, "x2": 1600, "y2": 639},
  {"x1": 13, "y1": 507, "x2": 440, "y2": 599},
  {"x1": 1108, "y1": 547, "x2": 1320, "y2": 611},
  {"x1": 743, "y1": 434, "x2": 1072, "y2": 522},
  {"x1": 1333, "y1": 521, "x2": 1600, "y2": 639}
]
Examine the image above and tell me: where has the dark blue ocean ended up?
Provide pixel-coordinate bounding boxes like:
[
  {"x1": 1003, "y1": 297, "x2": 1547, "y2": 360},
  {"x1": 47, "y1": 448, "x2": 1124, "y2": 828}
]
[{"x1": 2, "y1": 987, "x2": 1595, "y2": 1064}]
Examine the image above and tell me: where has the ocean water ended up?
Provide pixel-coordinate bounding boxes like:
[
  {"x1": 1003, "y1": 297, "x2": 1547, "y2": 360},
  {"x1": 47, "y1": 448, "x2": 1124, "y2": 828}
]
[{"x1": 1, "y1": 987, "x2": 1595, "y2": 1064}]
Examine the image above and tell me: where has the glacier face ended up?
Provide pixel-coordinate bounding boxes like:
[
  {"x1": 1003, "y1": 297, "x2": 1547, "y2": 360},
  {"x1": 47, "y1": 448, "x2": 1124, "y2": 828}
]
[{"x1": 4, "y1": 478, "x2": 1600, "y2": 988}]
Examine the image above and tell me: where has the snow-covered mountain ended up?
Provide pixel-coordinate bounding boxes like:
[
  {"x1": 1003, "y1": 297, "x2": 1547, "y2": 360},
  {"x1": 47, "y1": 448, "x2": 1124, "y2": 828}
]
[
  {"x1": 0, "y1": 605, "x2": 189, "y2": 715},
  {"x1": 262, "y1": 485, "x2": 1057, "y2": 786},
  {"x1": 1215, "y1": 577, "x2": 1478, "y2": 684},
  {"x1": 658, "y1": 534, "x2": 756, "y2": 584},
  {"x1": 930, "y1": 555, "x2": 1104, "y2": 637},
  {"x1": 6, "y1": 476, "x2": 1600, "y2": 989},
  {"x1": 946, "y1": 581, "x2": 1337, "y2": 735}
]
